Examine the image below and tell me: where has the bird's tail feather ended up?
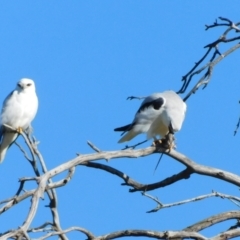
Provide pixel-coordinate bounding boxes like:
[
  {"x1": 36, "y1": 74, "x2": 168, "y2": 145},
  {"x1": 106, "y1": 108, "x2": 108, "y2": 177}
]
[
  {"x1": 118, "y1": 130, "x2": 139, "y2": 143},
  {"x1": 0, "y1": 132, "x2": 18, "y2": 163}
]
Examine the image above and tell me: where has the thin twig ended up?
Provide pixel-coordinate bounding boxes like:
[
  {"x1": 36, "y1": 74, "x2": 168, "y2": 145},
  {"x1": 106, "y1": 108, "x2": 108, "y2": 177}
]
[
  {"x1": 87, "y1": 141, "x2": 102, "y2": 152},
  {"x1": 127, "y1": 96, "x2": 146, "y2": 100},
  {"x1": 143, "y1": 190, "x2": 240, "y2": 213}
]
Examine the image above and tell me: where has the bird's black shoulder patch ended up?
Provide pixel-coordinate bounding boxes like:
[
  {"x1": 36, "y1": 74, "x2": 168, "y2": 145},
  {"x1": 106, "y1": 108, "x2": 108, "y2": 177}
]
[{"x1": 137, "y1": 97, "x2": 164, "y2": 113}]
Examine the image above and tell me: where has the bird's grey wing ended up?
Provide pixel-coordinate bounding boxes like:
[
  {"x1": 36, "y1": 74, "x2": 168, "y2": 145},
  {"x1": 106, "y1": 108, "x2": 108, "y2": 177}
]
[
  {"x1": 0, "y1": 91, "x2": 16, "y2": 126},
  {"x1": 115, "y1": 96, "x2": 165, "y2": 143},
  {"x1": 0, "y1": 131, "x2": 18, "y2": 163},
  {"x1": 114, "y1": 97, "x2": 164, "y2": 134},
  {"x1": 161, "y1": 91, "x2": 186, "y2": 132},
  {"x1": 0, "y1": 90, "x2": 17, "y2": 163},
  {"x1": 1, "y1": 91, "x2": 14, "y2": 113}
]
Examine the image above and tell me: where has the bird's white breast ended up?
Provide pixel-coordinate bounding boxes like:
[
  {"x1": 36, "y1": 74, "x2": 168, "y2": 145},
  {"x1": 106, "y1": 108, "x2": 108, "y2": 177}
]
[{"x1": 0, "y1": 90, "x2": 38, "y2": 129}]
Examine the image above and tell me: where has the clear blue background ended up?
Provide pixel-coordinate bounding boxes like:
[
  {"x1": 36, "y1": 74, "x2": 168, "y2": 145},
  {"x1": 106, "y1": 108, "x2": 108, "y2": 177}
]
[{"x1": 0, "y1": 1, "x2": 240, "y2": 239}]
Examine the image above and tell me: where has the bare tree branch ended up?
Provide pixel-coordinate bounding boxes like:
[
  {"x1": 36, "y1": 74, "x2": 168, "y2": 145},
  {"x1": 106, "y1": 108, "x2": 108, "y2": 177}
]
[
  {"x1": 143, "y1": 191, "x2": 240, "y2": 213},
  {"x1": 177, "y1": 17, "x2": 240, "y2": 101},
  {"x1": 181, "y1": 42, "x2": 240, "y2": 101},
  {"x1": 127, "y1": 96, "x2": 147, "y2": 100},
  {"x1": 2, "y1": 141, "x2": 240, "y2": 238},
  {"x1": 38, "y1": 227, "x2": 95, "y2": 240},
  {"x1": 2, "y1": 16, "x2": 240, "y2": 240},
  {"x1": 184, "y1": 210, "x2": 240, "y2": 232},
  {"x1": 95, "y1": 229, "x2": 207, "y2": 240}
]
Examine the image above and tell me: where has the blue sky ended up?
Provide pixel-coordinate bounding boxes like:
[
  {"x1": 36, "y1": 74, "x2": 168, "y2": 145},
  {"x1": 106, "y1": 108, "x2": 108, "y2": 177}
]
[{"x1": 0, "y1": 1, "x2": 240, "y2": 239}]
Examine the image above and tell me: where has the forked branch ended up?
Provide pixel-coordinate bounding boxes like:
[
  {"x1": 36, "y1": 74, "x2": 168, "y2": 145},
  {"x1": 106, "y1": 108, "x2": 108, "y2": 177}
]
[{"x1": 177, "y1": 17, "x2": 240, "y2": 101}]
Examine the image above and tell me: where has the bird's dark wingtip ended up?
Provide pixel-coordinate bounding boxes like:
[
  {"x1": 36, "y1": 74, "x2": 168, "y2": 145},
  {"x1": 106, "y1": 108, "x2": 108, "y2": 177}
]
[{"x1": 114, "y1": 124, "x2": 132, "y2": 132}]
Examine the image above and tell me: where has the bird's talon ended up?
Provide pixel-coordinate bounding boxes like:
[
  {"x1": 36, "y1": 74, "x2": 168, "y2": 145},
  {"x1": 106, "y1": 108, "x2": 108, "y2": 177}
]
[
  {"x1": 152, "y1": 139, "x2": 163, "y2": 146},
  {"x1": 152, "y1": 134, "x2": 176, "y2": 151}
]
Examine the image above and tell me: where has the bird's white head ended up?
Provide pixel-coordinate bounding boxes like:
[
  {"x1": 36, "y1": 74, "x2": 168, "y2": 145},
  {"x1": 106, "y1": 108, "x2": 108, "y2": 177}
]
[{"x1": 16, "y1": 78, "x2": 36, "y2": 92}]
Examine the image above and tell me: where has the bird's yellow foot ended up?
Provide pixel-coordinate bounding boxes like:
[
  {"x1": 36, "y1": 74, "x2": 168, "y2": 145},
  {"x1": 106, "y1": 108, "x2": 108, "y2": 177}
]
[{"x1": 16, "y1": 127, "x2": 23, "y2": 134}]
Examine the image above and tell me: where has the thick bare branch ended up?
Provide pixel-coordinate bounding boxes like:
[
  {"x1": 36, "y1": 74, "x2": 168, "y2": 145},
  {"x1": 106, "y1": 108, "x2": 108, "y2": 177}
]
[
  {"x1": 212, "y1": 228, "x2": 240, "y2": 240},
  {"x1": 47, "y1": 167, "x2": 75, "y2": 189},
  {"x1": 38, "y1": 227, "x2": 95, "y2": 240},
  {"x1": 84, "y1": 162, "x2": 192, "y2": 191},
  {"x1": 184, "y1": 210, "x2": 240, "y2": 232},
  {"x1": 15, "y1": 131, "x2": 68, "y2": 240},
  {"x1": 95, "y1": 229, "x2": 207, "y2": 240}
]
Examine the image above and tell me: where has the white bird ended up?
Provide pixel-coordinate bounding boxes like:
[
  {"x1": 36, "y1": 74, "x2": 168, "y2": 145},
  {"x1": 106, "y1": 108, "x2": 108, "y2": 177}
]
[
  {"x1": 0, "y1": 78, "x2": 38, "y2": 162},
  {"x1": 114, "y1": 91, "x2": 186, "y2": 146}
]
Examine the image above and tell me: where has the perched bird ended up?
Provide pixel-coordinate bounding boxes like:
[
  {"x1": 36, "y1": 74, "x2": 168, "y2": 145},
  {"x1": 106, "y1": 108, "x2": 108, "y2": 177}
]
[
  {"x1": 114, "y1": 91, "x2": 186, "y2": 147},
  {"x1": 0, "y1": 79, "x2": 38, "y2": 162}
]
